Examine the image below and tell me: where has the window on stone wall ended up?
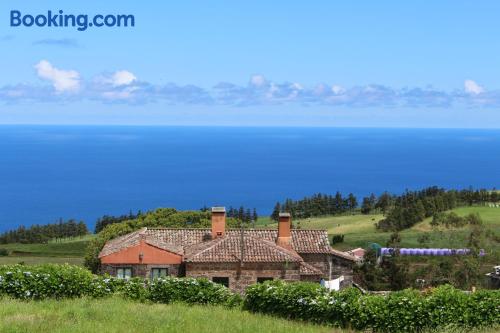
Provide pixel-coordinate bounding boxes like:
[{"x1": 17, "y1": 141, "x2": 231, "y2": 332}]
[
  {"x1": 257, "y1": 277, "x2": 273, "y2": 283},
  {"x1": 151, "y1": 268, "x2": 168, "y2": 280},
  {"x1": 212, "y1": 277, "x2": 229, "y2": 288},
  {"x1": 116, "y1": 267, "x2": 132, "y2": 279}
]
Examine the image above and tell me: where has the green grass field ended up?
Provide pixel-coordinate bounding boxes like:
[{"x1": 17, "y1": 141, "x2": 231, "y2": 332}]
[
  {"x1": 0, "y1": 297, "x2": 497, "y2": 333},
  {"x1": 262, "y1": 206, "x2": 500, "y2": 252},
  {"x1": 0, "y1": 235, "x2": 93, "y2": 266},
  {"x1": 0, "y1": 297, "x2": 337, "y2": 333}
]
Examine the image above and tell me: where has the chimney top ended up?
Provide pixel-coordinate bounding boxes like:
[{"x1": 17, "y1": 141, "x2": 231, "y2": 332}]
[
  {"x1": 279, "y1": 212, "x2": 291, "y2": 218},
  {"x1": 211, "y1": 207, "x2": 226, "y2": 213}
]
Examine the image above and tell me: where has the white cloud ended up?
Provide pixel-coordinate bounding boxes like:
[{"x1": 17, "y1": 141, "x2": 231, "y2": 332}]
[
  {"x1": 250, "y1": 74, "x2": 267, "y2": 87},
  {"x1": 464, "y1": 79, "x2": 484, "y2": 95},
  {"x1": 331, "y1": 85, "x2": 345, "y2": 95},
  {"x1": 34, "y1": 60, "x2": 80, "y2": 93},
  {"x1": 101, "y1": 86, "x2": 139, "y2": 100},
  {"x1": 110, "y1": 70, "x2": 137, "y2": 87},
  {"x1": 4, "y1": 65, "x2": 500, "y2": 108}
]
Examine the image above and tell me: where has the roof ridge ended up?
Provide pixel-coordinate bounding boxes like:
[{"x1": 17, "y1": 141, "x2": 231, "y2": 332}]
[
  {"x1": 186, "y1": 236, "x2": 226, "y2": 260},
  {"x1": 143, "y1": 227, "x2": 328, "y2": 232},
  {"x1": 144, "y1": 237, "x2": 183, "y2": 255},
  {"x1": 330, "y1": 248, "x2": 357, "y2": 261},
  {"x1": 299, "y1": 261, "x2": 323, "y2": 275},
  {"x1": 146, "y1": 227, "x2": 211, "y2": 231},
  {"x1": 244, "y1": 234, "x2": 302, "y2": 261}
]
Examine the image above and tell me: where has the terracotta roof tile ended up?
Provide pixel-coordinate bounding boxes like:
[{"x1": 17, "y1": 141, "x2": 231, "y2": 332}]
[
  {"x1": 99, "y1": 227, "x2": 356, "y2": 262},
  {"x1": 99, "y1": 228, "x2": 146, "y2": 258},
  {"x1": 299, "y1": 261, "x2": 323, "y2": 276},
  {"x1": 184, "y1": 234, "x2": 303, "y2": 263}
]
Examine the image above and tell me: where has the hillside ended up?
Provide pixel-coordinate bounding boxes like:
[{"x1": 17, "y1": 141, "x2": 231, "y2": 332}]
[
  {"x1": 262, "y1": 205, "x2": 500, "y2": 252},
  {"x1": 0, "y1": 235, "x2": 93, "y2": 266}
]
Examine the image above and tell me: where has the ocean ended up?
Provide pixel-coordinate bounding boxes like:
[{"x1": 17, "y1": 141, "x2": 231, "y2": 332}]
[{"x1": 0, "y1": 125, "x2": 499, "y2": 232}]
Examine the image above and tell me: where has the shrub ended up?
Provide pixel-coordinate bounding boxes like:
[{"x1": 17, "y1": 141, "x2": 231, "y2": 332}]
[
  {"x1": 244, "y1": 281, "x2": 500, "y2": 332},
  {"x1": 330, "y1": 234, "x2": 344, "y2": 244},
  {"x1": 0, "y1": 264, "x2": 118, "y2": 300},
  {"x1": 147, "y1": 277, "x2": 242, "y2": 307},
  {"x1": 0, "y1": 248, "x2": 9, "y2": 256},
  {"x1": 0, "y1": 264, "x2": 241, "y2": 308},
  {"x1": 121, "y1": 278, "x2": 150, "y2": 301}
]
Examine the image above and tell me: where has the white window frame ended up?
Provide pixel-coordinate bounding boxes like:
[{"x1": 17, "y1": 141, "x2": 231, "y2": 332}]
[
  {"x1": 116, "y1": 267, "x2": 132, "y2": 280},
  {"x1": 150, "y1": 267, "x2": 169, "y2": 280}
]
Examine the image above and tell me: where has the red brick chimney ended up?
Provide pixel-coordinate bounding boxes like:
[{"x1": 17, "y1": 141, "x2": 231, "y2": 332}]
[
  {"x1": 211, "y1": 207, "x2": 226, "y2": 239},
  {"x1": 277, "y1": 212, "x2": 292, "y2": 248}
]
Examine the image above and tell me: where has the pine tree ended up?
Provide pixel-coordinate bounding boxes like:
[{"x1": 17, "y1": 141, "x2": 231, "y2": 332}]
[
  {"x1": 252, "y1": 208, "x2": 258, "y2": 222},
  {"x1": 271, "y1": 202, "x2": 281, "y2": 221},
  {"x1": 347, "y1": 193, "x2": 358, "y2": 213}
]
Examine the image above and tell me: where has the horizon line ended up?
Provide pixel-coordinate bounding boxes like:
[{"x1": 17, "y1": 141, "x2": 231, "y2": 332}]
[{"x1": 0, "y1": 123, "x2": 500, "y2": 130}]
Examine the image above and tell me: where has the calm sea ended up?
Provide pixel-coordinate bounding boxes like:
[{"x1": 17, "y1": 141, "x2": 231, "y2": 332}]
[{"x1": 0, "y1": 126, "x2": 499, "y2": 231}]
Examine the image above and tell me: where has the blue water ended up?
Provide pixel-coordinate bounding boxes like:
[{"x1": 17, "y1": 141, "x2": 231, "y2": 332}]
[{"x1": 0, "y1": 126, "x2": 499, "y2": 232}]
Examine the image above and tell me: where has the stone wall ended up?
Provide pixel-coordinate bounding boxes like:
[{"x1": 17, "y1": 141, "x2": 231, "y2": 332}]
[
  {"x1": 300, "y1": 275, "x2": 321, "y2": 282},
  {"x1": 300, "y1": 253, "x2": 354, "y2": 285},
  {"x1": 186, "y1": 262, "x2": 301, "y2": 293},
  {"x1": 101, "y1": 263, "x2": 181, "y2": 279}
]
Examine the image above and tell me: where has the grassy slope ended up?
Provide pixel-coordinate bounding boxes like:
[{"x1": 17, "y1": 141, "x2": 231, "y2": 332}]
[
  {"x1": 262, "y1": 206, "x2": 500, "y2": 251},
  {"x1": 0, "y1": 235, "x2": 93, "y2": 266},
  {"x1": 0, "y1": 297, "x2": 337, "y2": 333}
]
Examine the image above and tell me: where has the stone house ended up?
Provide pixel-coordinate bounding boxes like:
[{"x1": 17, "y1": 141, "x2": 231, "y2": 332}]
[{"x1": 99, "y1": 207, "x2": 355, "y2": 293}]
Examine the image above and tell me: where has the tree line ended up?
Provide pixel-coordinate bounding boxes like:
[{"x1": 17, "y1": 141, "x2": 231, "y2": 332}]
[
  {"x1": 271, "y1": 187, "x2": 498, "y2": 229},
  {"x1": 270, "y1": 192, "x2": 358, "y2": 221},
  {"x1": 200, "y1": 205, "x2": 258, "y2": 224},
  {"x1": 0, "y1": 219, "x2": 89, "y2": 244},
  {"x1": 376, "y1": 187, "x2": 498, "y2": 231},
  {"x1": 94, "y1": 210, "x2": 142, "y2": 233}
]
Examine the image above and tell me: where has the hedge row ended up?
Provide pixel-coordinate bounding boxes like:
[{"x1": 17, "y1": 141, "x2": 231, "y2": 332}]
[
  {"x1": 123, "y1": 277, "x2": 241, "y2": 307},
  {"x1": 2, "y1": 264, "x2": 498, "y2": 332},
  {"x1": 0, "y1": 264, "x2": 121, "y2": 299},
  {"x1": 0, "y1": 264, "x2": 240, "y2": 307},
  {"x1": 244, "y1": 280, "x2": 500, "y2": 332}
]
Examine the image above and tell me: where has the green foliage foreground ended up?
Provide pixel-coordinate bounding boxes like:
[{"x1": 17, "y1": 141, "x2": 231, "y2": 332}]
[
  {"x1": 0, "y1": 264, "x2": 239, "y2": 306},
  {"x1": 0, "y1": 297, "x2": 336, "y2": 333},
  {"x1": 0, "y1": 264, "x2": 499, "y2": 332},
  {"x1": 244, "y1": 280, "x2": 500, "y2": 332}
]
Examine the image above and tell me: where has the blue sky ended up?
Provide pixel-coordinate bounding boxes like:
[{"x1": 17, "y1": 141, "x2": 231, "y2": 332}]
[{"x1": 1, "y1": 1, "x2": 500, "y2": 127}]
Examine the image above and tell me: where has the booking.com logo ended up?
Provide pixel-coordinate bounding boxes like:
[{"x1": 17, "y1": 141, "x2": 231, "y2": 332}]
[{"x1": 10, "y1": 10, "x2": 135, "y2": 31}]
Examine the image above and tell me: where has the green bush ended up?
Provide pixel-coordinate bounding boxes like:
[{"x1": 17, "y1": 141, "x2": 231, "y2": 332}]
[
  {"x1": 0, "y1": 264, "x2": 241, "y2": 308},
  {"x1": 244, "y1": 280, "x2": 500, "y2": 332},
  {"x1": 147, "y1": 276, "x2": 242, "y2": 307},
  {"x1": 0, "y1": 248, "x2": 9, "y2": 256},
  {"x1": 0, "y1": 264, "x2": 119, "y2": 299},
  {"x1": 119, "y1": 277, "x2": 146, "y2": 301}
]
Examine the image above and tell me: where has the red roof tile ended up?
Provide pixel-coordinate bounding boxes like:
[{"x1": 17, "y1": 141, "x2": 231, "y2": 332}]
[
  {"x1": 99, "y1": 227, "x2": 356, "y2": 262},
  {"x1": 184, "y1": 234, "x2": 303, "y2": 263},
  {"x1": 299, "y1": 261, "x2": 323, "y2": 276}
]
